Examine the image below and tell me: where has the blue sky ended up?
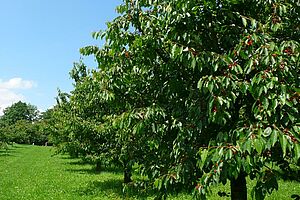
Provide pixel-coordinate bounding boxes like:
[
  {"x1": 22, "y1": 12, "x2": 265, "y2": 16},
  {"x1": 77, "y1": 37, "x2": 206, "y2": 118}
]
[{"x1": 0, "y1": 0, "x2": 121, "y2": 114}]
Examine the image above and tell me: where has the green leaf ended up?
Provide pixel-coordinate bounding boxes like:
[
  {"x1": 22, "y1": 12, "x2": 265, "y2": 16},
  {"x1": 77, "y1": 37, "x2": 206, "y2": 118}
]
[
  {"x1": 214, "y1": 63, "x2": 219, "y2": 72},
  {"x1": 269, "y1": 42, "x2": 275, "y2": 51},
  {"x1": 198, "y1": 79, "x2": 203, "y2": 90},
  {"x1": 263, "y1": 127, "x2": 272, "y2": 137},
  {"x1": 258, "y1": 87, "x2": 263, "y2": 97},
  {"x1": 242, "y1": 17, "x2": 247, "y2": 27},
  {"x1": 191, "y1": 58, "x2": 196, "y2": 69},
  {"x1": 240, "y1": 82, "x2": 248, "y2": 94},
  {"x1": 264, "y1": 48, "x2": 269, "y2": 57},
  {"x1": 281, "y1": 84, "x2": 287, "y2": 95},
  {"x1": 154, "y1": 179, "x2": 163, "y2": 190},
  {"x1": 254, "y1": 138, "x2": 264, "y2": 154},
  {"x1": 294, "y1": 144, "x2": 300, "y2": 161},
  {"x1": 287, "y1": 113, "x2": 295, "y2": 123},
  {"x1": 243, "y1": 140, "x2": 252, "y2": 154},
  {"x1": 262, "y1": 97, "x2": 269, "y2": 110},
  {"x1": 171, "y1": 44, "x2": 177, "y2": 57},
  {"x1": 237, "y1": 65, "x2": 243, "y2": 74},
  {"x1": 244, "y1": 155, "x2": 252, "y2": 174},
  {"x1": 199, "y1": 149, "x2": 208, "y2": 169},
  {"x1": 279, "y1": 134, "x2": 288, "y2": 157},
  {"x1": 270, "y1": 130, "x2": 278, "y2": 146},
  {"x1": 264, "y1": 56, "x2": 270, "y2": 65},
  {"x1": 225, "y1": 149, "x2": 233, "y2": 160},
  {"x1": 245, "y1": 59, "x2": 253, "y2": 74},
  {"x1": 208, "y1": 81, "x2": 214, "y2": 93},
  {"x1": 254, "y1": 138, "x2": 263, "y2": 155},
  {"x1": 272, "y1": 99, "x2": 278, "y2": 110},
  {"x1": 251, "y1": 18, "x2": 257, "y2": 29}
]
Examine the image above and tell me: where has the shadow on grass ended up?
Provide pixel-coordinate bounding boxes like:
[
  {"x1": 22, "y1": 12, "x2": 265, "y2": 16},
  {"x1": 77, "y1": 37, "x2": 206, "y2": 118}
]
[
  {"x1": 11, "y1": 144, "x2": 25, "y2": 148},
  {"x1": 57, "y1": 155, "x2": 78, "y2": 160},
  {"x1": 0, "y1": 146, "x2": 19, "y2": 157},
  {"x1": 64, "y1": 158, "x2": 122, "y2": 174},
  {"x1": 60, "y1": 155, "x2": 154, "y2": 198},
  {"x1": 0, "y1": 153, "x2": 17, "y2": 157},
  {"x1": 76, "y1": 179, "x2": 153, "y2": 199},
  {"x1": 66, "y1": 168, "x2": 101, "y2": 175},
  {"x1": 65, "y1": 164, "x2": 122, "y2": 175},
  {"x1": 66, "y1": 159, "x2": 90, "y2": 166},
  {"x1": 0, "y1": 149, "x2": 16, "y2": 153},
  {"x1": 77, "y1": 179, "x2": 123, "y2": 196}
]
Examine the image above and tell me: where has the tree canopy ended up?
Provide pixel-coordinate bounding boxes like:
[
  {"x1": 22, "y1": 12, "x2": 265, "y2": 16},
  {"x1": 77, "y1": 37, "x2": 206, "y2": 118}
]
[
  {"x1": 0, "y1": 101, "x2": 50, "y2": 145},
  {"x1": 52, "y1": 0, "x2": 300, "y2": 199},
  {"x1": 1, "y1": 101, "x2": 38, "y2": 125}
]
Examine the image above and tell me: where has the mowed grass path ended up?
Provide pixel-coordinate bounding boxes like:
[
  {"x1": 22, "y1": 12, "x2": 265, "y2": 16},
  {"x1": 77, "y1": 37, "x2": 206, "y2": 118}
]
[
  {"x1": 0, "y1": 144, "x2": 191, "y2": 200},
  {"x1": 0, "y1": 144, "x2": 299, "y2": 200},
  {"x1": 0, "y1": 144, "x2": 126, "y2": 200}
]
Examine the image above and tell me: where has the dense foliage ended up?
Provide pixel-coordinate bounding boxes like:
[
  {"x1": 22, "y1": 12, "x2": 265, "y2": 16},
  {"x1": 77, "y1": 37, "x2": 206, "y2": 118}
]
[
  {"x1": 52, "y1": 0, "x2": 299, "y2": 199},
  {"x1": 0, "y1": 101, "x2": 51, "y2": 145}
]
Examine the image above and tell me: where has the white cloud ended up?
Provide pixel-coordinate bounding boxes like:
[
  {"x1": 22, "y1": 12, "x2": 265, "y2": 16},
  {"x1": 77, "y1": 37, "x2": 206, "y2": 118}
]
[
  {"x1": 0, "y1": 77, "x2": 36, "y2": 90},
  {"x1": 0, "y1": 77, "x2": 37, "y2": 115}
]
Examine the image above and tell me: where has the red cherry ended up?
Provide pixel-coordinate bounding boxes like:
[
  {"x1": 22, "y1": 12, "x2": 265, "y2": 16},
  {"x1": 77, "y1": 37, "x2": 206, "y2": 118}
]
[
  {"x1": 212, "y1": 106, "x2": 217, "y2": 113},
  {"x1": 247, "y1": 40, "x2": 253, "y2": 46}
]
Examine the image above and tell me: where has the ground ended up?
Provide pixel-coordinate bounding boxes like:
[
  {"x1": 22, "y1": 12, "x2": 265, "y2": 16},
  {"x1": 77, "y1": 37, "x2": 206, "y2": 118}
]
[{"x1": 0, "y1": 144, "x2": 299, "y2": 199}]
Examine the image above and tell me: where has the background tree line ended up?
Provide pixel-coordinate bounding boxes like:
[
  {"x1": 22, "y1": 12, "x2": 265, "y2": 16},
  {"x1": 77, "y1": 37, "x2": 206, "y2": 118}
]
[{"x1": 0, "y1": 101, "x2": 52, "y2": 146}]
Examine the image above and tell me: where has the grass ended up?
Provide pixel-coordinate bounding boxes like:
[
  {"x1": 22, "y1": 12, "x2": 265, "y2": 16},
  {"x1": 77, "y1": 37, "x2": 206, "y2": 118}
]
[{"x1": 0, "y1": 144, "x2": 299, "y2": 199}]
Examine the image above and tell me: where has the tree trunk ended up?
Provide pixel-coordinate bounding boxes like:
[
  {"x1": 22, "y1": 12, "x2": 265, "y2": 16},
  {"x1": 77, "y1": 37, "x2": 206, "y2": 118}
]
[
  {"x1": 95, "y1": 161, "x2": 101, "y2": 172},
  {"x1": 123, "y1": 165, "x2": 132, "y2": 183},
  {"x1": 231, "y1": 173, "x2": 247, "y2": 200}
]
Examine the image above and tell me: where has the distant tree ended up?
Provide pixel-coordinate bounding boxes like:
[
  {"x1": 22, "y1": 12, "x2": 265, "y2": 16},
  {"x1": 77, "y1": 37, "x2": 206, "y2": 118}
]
[
  {"x1": 1, "y1": 101, "x2": 39, "y2": 125},
  {"x1": 50, "y1": 91, "x2": 82, "y2": 156},
  {"x1": 0, "y1": 101, "x2": 47, "y2": 145},
  {"x1": 37, "y1": 108, "x2": 56, "y2": 146},
  {"x1": 41, "y1": 108, "x2": 54, "y2": 121}
]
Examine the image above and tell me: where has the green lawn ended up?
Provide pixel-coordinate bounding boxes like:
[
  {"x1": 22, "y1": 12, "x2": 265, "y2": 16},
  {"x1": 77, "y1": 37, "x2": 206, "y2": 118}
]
[{"x1": 0, "y1": 144, "x2": 299, "y2": 199}]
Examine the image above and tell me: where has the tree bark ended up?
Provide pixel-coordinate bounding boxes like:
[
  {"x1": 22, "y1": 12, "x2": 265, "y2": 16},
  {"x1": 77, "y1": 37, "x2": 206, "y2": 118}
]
[
  {"x1": 95, "y1": 161, "x2": 101, "y2": 172},
  {"x1": 123, "y1": 166, "x2": 132, "y2": 183},
  {"x1": 231, "y1": 173, "x2": 247, "y2": 200}
]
